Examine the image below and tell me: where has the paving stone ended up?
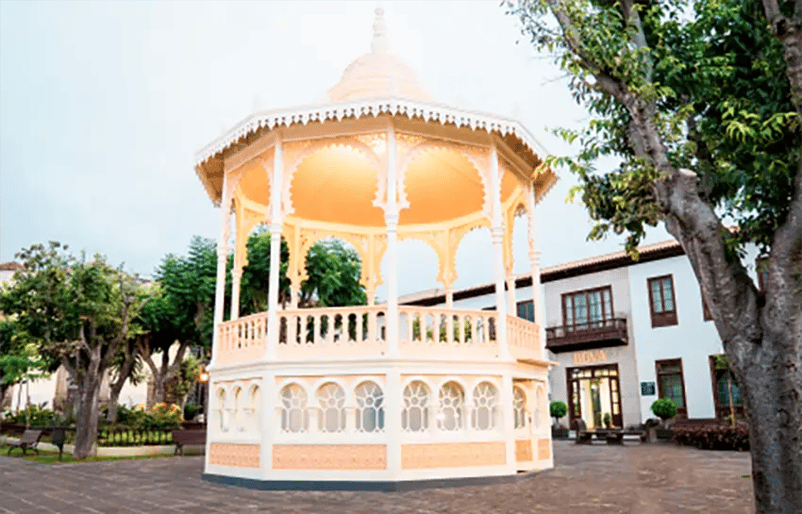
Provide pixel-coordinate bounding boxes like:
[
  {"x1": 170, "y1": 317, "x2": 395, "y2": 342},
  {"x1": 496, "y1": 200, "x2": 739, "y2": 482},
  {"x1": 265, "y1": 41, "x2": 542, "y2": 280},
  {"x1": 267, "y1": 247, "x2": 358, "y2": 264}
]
[{"x1": 0, "y1": 441, "x2": 754, "y2": 513}]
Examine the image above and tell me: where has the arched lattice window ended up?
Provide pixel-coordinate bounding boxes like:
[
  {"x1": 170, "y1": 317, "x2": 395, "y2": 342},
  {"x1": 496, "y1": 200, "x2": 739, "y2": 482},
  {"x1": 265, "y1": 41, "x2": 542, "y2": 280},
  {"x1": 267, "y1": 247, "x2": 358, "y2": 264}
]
[
  {"x1": 248, "y1": 385, "x2": 260, "y2": 433},
  {"x1": 437, "y1": 382, "x2": 464, "y2": 431},
  {"x1": 402, "y1": 381, "x2": 430, "y2": 432},
  {"x1": 232, "y1": 386, "x2": 243, "y2": 432},
  {"x1": 317, "y1": 382, "x2": 346, "y2": 433},
  {"x1": 280, "y1": 384, "x2": 308, "y2": 433},
  {"x1": 216, "y1": 388, "x2": 228, "y2": 432},
  {"x1": 355, "y1": 381, "x2": 384, "y2": 433},
  {"x1": 472, "y1": 381, "x2": 498, "y2": 430},
  {"x1": 513, "y1": 386, "x2": 527, "y2": 429}
]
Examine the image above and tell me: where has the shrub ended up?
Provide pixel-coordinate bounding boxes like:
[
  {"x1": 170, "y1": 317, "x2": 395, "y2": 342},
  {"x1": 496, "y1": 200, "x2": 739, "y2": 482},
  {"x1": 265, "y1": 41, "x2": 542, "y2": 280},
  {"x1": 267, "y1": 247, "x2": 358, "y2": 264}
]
[
  {"x1": 4, "y1": 404, "x2": 58, "y2": 426},
  {"x1": 672, "y1": 424, "x2": 749, "y2": 451},
  {"x1": 602, "y1": 412, "x2": 612, "y2": 427},
  {"x1": 650, "y1": 398, "x2": 678, "y2": 420},
  {"x1": 183, "y1": 402, "x2": 201, "y2": 421},
  {"x1": 151, "y1": 403, "x2": 182, "y2": 429},
  {"x1": 550, "y1": 400, "x2": 568, "y2": 424}
]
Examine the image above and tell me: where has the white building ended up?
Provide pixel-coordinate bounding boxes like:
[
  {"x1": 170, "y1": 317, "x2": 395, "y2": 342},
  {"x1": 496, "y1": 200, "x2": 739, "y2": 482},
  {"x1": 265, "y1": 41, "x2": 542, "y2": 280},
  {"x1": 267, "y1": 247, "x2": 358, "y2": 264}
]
[{"x1": 403, "y1": 239, "x2": 750, "y2": 430}]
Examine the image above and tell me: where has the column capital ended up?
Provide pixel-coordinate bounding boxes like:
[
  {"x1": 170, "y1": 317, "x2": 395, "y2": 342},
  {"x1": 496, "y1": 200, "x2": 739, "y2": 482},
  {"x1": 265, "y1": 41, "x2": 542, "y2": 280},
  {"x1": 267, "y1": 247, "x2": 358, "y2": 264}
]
[
  {"x1": 269, "y1": 221, "x2": 283, "y2": 234},
  {"x1": 384, "y1": 214, "x2": 399, "y2": 227}
]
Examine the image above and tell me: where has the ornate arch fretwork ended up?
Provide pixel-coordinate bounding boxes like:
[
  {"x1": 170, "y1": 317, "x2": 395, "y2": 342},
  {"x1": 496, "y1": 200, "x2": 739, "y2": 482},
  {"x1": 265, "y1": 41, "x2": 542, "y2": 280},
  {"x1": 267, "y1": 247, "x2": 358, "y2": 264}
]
[
  {"x1": 284, "y1": 136, "x2": 383, "y2": 219},
  {"x1": 502, "y1": 186, "x2": 528, "y2": 275},
  {"x1": 233, "y1": 194, "x2": 268, "y2": 272},
  {"x1": 396, "y1": 137, "x2": 493, "y2": 221}
]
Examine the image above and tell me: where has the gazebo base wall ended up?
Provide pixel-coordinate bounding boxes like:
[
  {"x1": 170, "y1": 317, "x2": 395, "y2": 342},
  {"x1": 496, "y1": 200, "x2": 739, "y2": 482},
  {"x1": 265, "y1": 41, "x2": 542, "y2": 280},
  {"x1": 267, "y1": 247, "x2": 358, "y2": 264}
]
[
  {"x1": 201, "y1": 469, "x2": 543, "y2": 492},
  {"x1": 203, "y1": 360, "x2": 553, "y2": 489}
]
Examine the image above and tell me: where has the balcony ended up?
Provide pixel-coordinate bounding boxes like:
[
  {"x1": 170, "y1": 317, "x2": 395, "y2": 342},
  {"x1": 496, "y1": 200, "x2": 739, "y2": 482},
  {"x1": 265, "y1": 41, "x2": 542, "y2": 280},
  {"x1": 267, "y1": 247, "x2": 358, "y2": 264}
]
[
  {"x1": 216, "y1": 306, "x2": 544, "y2": 365},
  {"x1": 545, "y1": 318, "x2": 628, "y2": 353}
]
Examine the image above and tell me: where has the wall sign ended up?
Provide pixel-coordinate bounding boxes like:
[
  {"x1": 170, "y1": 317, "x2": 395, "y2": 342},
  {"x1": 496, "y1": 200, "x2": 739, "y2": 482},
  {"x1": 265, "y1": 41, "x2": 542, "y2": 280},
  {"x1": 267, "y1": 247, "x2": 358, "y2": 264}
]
[
  {"x1": 641, "y1": 381, "x2": 656, "y2": 396},
  {"x1": 573, "y1": 349, "x2": 607, "y2": 365}
]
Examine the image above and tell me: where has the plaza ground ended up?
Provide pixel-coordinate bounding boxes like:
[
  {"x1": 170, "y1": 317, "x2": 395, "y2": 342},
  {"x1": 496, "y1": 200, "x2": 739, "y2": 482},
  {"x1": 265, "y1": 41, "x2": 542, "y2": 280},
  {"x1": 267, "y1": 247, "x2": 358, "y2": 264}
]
[{"x1": 0, "y1": 440, "x2": 753, "y2": 513}]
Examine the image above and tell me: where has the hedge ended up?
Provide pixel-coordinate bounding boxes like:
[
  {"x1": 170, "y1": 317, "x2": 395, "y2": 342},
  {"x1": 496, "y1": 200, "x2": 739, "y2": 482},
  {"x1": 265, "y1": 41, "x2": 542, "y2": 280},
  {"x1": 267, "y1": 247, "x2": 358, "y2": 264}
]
[{"x1": 672, "y1": 424, "x2": 749, "y2": 451}]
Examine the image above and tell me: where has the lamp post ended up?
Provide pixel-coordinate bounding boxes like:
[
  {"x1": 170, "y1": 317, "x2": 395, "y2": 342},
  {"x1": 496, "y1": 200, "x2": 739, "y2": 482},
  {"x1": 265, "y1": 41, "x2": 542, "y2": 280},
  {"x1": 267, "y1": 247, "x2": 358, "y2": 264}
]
[{"x1": 198, "y1": 363, "x2": 209, "y2": 425}]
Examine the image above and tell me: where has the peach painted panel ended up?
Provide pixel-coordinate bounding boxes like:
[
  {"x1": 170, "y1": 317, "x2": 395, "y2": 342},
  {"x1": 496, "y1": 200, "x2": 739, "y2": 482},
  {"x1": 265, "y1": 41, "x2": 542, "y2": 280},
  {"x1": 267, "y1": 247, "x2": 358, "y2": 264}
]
[
  {"x1": 209, "y1": 443, "x2": 260, "y2": 468},
  {"x1": 401, "y1": 442, "x2": 506, "y2": 469},
  {"x1": 272, "y1": 444, "x2": 387, "y2": 470}
]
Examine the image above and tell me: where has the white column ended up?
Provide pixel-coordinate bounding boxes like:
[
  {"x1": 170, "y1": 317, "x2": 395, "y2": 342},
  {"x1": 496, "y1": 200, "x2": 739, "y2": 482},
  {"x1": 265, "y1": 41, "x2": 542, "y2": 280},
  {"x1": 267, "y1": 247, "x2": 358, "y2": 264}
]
[
  {"x1": 265, "y1": 140, "x2": 284, "y2": 360},
  {"x1": 445, "y1": 286, "x2": 454, "y2": 309},
  {"x1": 230, "y1": 268, "x2": 242, "y2": 321},
  {"x1": 385, "y1": 370, "x2": 402, "y2": 479},
  {"x1": 385, "y1": 125, "x2": 400, "y2": 358},
  {"x1": 507, "y1": 275, "x2": 517, "y2": 315},
  {"x1": 490, "y1": 145, "x2": 511, "y2": 360},
  {"x1": 289, "y1": 284, "x2": 299, "y2": 309},
  {"x1": 526, "y1": 184, "x2": 547, "y2": 352},
  {"x1": 501, "y1": 373, "x2": 517, "y2": 472},
  {"x1": 210, "y1": 180, "x2": 231, "y2": 367}
]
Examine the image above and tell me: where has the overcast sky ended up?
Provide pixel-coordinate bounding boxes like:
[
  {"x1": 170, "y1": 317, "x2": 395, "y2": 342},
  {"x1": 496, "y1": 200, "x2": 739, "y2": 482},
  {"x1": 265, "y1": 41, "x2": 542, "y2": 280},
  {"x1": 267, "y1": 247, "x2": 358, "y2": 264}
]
[{"x1": 0, "y1": 0, "x2": 671, "y2": 297}]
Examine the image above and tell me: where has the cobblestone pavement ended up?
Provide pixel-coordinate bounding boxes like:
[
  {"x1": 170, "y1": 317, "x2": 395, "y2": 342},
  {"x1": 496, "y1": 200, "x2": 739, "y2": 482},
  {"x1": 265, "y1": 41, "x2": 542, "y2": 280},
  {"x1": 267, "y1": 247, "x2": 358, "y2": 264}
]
[{"x1": 0, "y1": 441, "x2": 753, "y2": 514}]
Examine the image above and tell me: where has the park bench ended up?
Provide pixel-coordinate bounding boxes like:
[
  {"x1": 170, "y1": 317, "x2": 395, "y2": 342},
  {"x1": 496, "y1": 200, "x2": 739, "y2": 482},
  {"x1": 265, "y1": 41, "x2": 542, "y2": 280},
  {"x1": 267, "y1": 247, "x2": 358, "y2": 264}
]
[
  {"x1": 171, "y1": 429, "x2": 206, "y2": 456},
  {"x1": 6, "y1": 429, "x2": 43, "y2": 456},
  {"x1": 573, "y1": 419, "x2": 594, "y2": 444}
]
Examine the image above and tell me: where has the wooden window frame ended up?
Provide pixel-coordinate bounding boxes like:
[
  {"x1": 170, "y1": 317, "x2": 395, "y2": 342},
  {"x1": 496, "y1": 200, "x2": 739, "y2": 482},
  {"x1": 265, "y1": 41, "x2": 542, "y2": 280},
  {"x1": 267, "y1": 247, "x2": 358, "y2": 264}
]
[
  {"x1": 561, "y1": 285, "x2": 615, "y2": 330},
  {"x1": 516, "y1": 300, "x2": 534, "y2": 322},
  {"x1": 655, "y1": 358, "x2": 687, "y2": 418},
  {"x1": 708, "y1": 355, "x2": 745, "y2": 420},
  {"x1": 647, "y1": 275, "x2": 678, "y2": 327}
]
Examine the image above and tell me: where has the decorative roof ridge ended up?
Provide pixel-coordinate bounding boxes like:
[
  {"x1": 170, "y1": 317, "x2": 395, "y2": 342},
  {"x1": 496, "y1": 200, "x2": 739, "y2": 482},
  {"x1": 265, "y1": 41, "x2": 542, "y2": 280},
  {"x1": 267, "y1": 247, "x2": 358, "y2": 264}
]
[{"x1": 195, "y1": 97, "x2": 549, "y2": 167}]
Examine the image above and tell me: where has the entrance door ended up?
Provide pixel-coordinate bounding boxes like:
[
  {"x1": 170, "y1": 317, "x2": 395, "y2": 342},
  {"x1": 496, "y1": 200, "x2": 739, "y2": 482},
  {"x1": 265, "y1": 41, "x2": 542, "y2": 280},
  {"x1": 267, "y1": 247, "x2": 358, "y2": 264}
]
[{"x1": 567, "y1": 364, "x2": 623, "y2": 429}]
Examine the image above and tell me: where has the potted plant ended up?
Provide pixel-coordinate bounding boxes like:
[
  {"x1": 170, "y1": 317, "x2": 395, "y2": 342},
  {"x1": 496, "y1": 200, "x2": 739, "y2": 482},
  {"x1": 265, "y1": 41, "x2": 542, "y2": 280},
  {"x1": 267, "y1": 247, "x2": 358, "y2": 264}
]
[
  {"x1": 650, "y1": 398, "x2": 678, "y2": 440},
  {"x1": 603, "y1": 412, "x2": 612, "y2": 429},
  {"x1": 549, "y1": 401, "x2": 569, "y2": 439}
]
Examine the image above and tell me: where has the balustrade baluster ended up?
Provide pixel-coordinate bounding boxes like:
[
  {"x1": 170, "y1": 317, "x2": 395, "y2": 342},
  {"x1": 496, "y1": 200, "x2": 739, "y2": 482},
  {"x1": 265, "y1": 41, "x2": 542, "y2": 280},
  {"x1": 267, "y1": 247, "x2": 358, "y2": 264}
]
[
  {"x1": 356, "y1": 313, "x2": 363, "y2": 343},
  {"x1": 458, "y1": 315, "x2": 465, "y2": 345},
  {"x1": 446, "y1": 313, "x2": 454, "y2": 345},
  {"x1": 471, "y1": 316, "x2": 478, "y2": 345}
]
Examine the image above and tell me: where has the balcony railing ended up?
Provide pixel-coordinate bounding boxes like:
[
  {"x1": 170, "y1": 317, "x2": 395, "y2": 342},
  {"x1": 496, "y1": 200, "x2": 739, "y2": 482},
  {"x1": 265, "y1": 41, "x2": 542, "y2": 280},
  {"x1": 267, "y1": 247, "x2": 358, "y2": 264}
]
[
  {"x1": 216, "y1": 306, "x2": 542, "y2": 364},
  {"x1": 545, "y1": 318, "x2": 628, "y2": 353}
]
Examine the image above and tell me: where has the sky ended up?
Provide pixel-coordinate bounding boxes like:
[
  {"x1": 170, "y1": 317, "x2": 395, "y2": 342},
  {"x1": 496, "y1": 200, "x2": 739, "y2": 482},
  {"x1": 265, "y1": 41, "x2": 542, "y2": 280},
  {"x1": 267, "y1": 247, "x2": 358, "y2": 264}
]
[{"x1": 0, "y1": 0, "x2": 671, "y2": 298}]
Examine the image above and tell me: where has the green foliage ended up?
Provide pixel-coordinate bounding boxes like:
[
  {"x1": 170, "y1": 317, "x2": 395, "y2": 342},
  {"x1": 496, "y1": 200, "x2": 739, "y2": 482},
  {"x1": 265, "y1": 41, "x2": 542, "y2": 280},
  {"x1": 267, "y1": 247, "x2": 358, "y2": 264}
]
[
  {"x1": 603, "y1": 412, "x2": 612, "y2": 427},
  {"x1": 550, "y1": 400, "x2": 568, "y2": 421},
  {"x1": 166, "y1": 355, "x2": 201, "y2": 404},
  {"x1": 672, "y1": 424, "x2": 749, "y2": 451},
  {"x1": 183, "y1": 401, "x2": 202, "y2": 421},
  {"x1": 298, "y1": 238, "x2": 367, "y2": 308},
  {"x1": 508, "y1": 0, "x2": 798, "y2": 255},
  {"x1": 151, "y1": 402, "x2": 183, "y2": 429},
  {"x1": 651, "y1": 397, "x2": 678, "y2": 420},
  {"x1": 3, "y1": 403, "x2": 59, "y2": 426}
]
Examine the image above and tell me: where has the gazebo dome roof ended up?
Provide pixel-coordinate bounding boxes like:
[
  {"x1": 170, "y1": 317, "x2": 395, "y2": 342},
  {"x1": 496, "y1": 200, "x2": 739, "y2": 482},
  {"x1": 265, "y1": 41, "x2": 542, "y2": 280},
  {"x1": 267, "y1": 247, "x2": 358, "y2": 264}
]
[{"x1": 328, "y1": 8, "x2": 431, "y2": 102}]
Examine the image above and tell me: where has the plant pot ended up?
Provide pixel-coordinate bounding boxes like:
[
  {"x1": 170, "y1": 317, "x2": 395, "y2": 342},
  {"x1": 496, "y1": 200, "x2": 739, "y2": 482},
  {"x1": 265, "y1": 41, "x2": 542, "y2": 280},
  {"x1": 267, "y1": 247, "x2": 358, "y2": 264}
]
[{"x1": 551, "y1": 426, "x2": 569, "y2": 439}]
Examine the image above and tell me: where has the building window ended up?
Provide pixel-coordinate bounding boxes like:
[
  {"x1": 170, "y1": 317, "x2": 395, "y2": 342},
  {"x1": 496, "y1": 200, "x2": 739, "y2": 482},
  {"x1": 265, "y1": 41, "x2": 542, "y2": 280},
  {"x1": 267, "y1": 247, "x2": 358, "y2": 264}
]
[
  {"x1": 316, "y1": 383, "x2": 346, "y2": 433},
  {"x1": 216, "y1": 388, "x2": 228, "y2": 432},
  {"x1": 655, "y1": 359, "x2": 687, "y2": 418},
  {"x1": 437, "y1": 382, "x2": 464, "y2": 431},
  {"x1": 402, "y1": 381, "x2": 430, "y2": 432},
  {"x1": 471, "y1": 381, "x2": 498, "y2": 430},
  {"x1": 280, "y1": 383, "x2": 309, "y2": 433},
  {"x1": 756, "y1": 258, "x2": 769, "y2": 293},
  {"x1": 355, "y1": 381, "x2": 384, "y2": 433},
  {"x1": 517, "y1": 300, "x2": 534, "y2": 322},
  {"x1": 513, "y1": 386, "x2": 527, "y2": 429},
  {"x1": 648, "y1": 275, "x2": 678, "y2": 327},
  {"x1": 709, "y1": 356, "x2": 744, "y2": 420},
  {"x1": 562, "y1": 286, "x2": 614, "y2": 330}
]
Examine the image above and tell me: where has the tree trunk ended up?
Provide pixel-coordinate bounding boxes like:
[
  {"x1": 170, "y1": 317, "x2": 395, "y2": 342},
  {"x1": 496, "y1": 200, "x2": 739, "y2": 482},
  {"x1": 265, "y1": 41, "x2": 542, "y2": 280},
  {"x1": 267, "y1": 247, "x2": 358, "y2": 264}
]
[{"x1": 73, "y1": 372, "x2": 102, "y2": 459}]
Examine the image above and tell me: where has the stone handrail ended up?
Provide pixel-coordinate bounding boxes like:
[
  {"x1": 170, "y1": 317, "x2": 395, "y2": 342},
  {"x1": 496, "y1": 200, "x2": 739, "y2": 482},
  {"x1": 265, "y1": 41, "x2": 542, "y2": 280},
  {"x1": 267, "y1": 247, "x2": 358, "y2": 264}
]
[
  {"x1": 217, "y1": 307, "x2": 544, "y2": 364},
  {"x1": 506, "y1": 315, "x2": 542, "y2": 361}
]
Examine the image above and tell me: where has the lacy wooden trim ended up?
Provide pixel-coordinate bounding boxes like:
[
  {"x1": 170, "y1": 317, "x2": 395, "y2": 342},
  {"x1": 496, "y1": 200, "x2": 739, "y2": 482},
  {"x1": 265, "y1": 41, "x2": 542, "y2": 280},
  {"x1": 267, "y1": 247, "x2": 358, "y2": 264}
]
[
  {"x1": 515, "y1": 440, "x2": 533, "y2": 462},
  {"x1": 401, "y1": 442, "x2": 506, "y2": 469},
  {"x1": 272, "y1": 444, "x2": 387, "y2": 470},
  {"x1": 209, "y1": 443, "x2": 260, "y2": 468}
]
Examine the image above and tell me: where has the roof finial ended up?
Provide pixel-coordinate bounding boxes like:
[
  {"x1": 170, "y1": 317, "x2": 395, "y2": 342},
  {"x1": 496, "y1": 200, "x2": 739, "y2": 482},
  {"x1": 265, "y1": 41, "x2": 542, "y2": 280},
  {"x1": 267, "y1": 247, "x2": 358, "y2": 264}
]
[{"x1": 371, "y1": 7, "x2": 388, "y2": 53}]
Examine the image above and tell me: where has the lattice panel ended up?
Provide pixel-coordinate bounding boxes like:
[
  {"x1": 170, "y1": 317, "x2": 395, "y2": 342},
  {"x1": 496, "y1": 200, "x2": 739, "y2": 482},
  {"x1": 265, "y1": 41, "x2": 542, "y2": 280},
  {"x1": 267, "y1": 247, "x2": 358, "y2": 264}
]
[
  {"x1": 272, "y1": 444, "x2": 387, "y2": 470},
  {"x1": 537, "y1": 438, "x2": 551, "y2": 460},
  {"x1": 208, "y1": 443, "x2": 260, "y2": 468},
  {"x1": 401, "y1": 442, "x2": 506, "y2": 469},
  {"x1": 515, "y1": 440, "x2": 533, "y2": 462}
]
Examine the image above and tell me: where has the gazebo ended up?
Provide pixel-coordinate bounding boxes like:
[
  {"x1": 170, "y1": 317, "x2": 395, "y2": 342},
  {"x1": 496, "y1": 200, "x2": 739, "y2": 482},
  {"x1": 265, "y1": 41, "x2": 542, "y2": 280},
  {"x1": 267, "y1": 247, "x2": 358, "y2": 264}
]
[{"x1": 196, "y1": 9, "x2": 558, "y2": 490}]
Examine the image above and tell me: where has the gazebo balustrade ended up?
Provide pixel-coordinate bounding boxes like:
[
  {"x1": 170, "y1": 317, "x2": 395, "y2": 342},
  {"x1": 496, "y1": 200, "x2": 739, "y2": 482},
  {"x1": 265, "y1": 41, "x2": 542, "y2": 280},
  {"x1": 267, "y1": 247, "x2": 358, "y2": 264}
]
[{"x1": 215, "y1": 305, "x2": 542, "y2": 364}]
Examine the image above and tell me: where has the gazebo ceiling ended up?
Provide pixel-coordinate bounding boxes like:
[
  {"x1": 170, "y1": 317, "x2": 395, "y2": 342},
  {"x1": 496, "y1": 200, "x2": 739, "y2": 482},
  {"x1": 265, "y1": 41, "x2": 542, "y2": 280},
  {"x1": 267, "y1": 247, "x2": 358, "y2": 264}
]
[{"x1": 195, "y1": 8, "x2": 558, "y2": 224}]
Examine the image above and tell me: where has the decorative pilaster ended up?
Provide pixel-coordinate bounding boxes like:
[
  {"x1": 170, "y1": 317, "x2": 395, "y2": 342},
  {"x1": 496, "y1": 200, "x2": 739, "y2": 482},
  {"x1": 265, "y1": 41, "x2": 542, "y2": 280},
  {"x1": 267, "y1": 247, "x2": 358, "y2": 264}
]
[
  {"x1": 489, "y1": 145, "x2": 511, "y2": 360},
  {"x1": 385, "y1": 125, "x2": 400, "y2": 357},
  {"x1": 506, "y1": 274, "x2": 517, "y2": 316},
  {"x1": 526, "y1": 184, "x2": 546, "y2": 343},
  {"x1": 265, "y1": 140, "x2": 284, "y2": 360},
  {"x1": 210, "y1": 181, "x2": 231, "y2": 367}
]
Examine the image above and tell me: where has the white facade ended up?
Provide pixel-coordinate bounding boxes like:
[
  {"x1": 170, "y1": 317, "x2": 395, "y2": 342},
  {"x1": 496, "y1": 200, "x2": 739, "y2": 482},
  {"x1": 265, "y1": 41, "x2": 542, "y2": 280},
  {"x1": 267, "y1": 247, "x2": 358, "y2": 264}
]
[{"x1": 404, "y1": 239, "x2": 756, "y2": 427}]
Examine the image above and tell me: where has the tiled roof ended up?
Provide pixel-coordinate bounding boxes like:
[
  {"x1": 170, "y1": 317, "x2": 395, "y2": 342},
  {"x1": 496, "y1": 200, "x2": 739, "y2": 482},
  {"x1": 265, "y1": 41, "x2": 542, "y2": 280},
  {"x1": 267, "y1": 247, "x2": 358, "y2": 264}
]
[{"x1": 0, "y1": 261, "x2": 23, "y2": 271}]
